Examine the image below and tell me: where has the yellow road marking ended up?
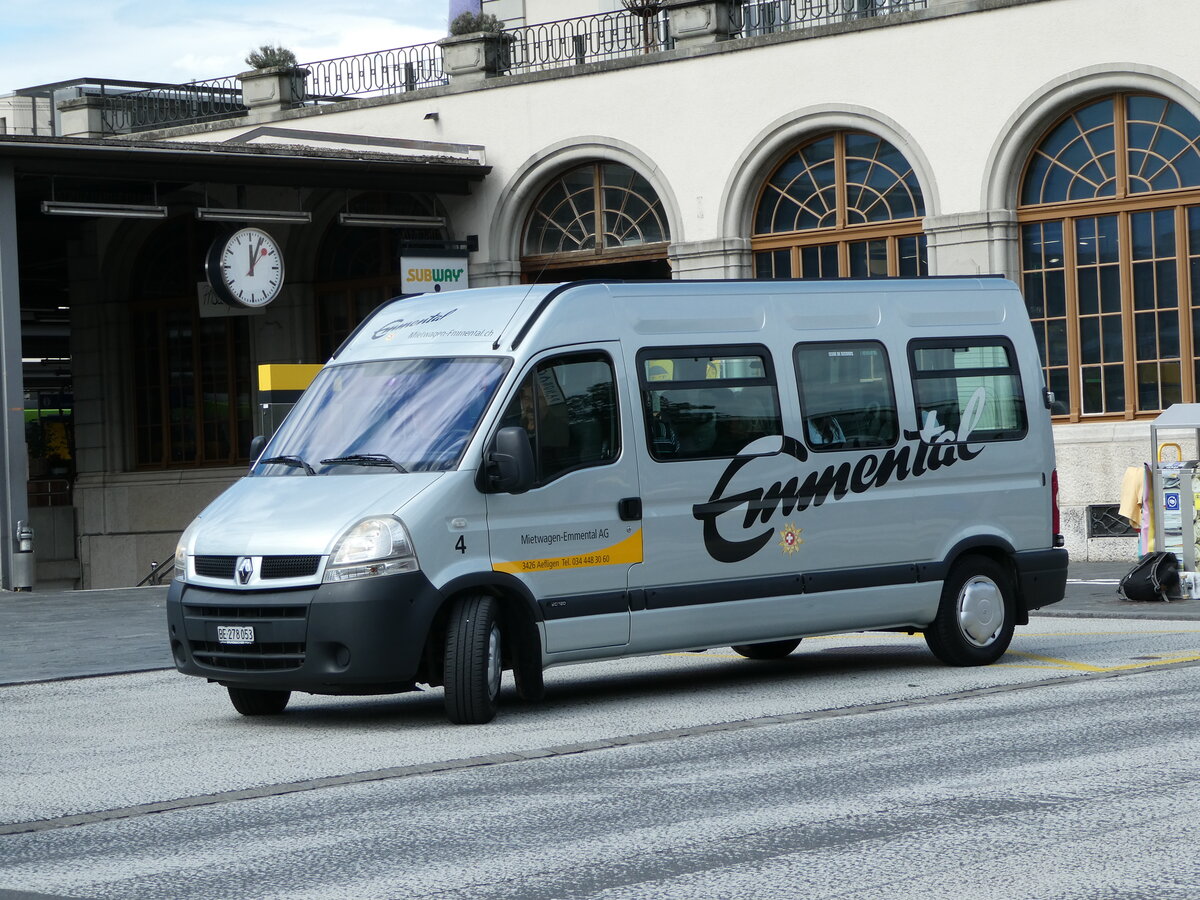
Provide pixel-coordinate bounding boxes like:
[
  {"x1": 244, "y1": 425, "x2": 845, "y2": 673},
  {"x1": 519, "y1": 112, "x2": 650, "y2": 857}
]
[
  {"x1": 998, "y1": 651, "x2": 1200, "y2": 673},
  {"x1": 667, "y1": 645, "x2": 1200, "y2": 672}
]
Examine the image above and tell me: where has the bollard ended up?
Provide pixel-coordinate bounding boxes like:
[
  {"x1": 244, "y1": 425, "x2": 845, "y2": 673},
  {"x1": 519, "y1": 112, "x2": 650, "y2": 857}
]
[{"x1": 12, "y1": 520, "x2": 34, "y2": 591}]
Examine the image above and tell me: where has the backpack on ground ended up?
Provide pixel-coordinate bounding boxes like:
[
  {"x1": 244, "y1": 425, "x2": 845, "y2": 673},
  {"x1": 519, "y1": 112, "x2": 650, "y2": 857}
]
[{"x1": 1118, "y1": 551, "x2": 1182, "y2": 602}]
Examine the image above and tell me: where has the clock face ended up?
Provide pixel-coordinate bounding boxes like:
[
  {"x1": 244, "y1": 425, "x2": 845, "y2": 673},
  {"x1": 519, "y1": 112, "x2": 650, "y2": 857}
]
[{"x1": 205, "y1": 227, "x2": 285, "y2": 308}]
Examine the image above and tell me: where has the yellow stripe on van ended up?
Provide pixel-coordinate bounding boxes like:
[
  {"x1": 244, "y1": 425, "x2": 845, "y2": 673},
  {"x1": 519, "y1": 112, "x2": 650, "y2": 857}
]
[{"x1": 493, "y1": 529, "x2": 643, "y2": 575}]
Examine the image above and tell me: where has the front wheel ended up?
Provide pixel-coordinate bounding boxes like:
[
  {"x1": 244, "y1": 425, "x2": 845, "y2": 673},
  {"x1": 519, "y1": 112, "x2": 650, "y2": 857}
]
[
  {"x1": 924, "y1": 556, "x2": 1015, "y2": 666},
  {"x1": 730, "y1": 638, "x2": 801, "y2": 660},
  {"x1": 227, "y1": 686, "x2": 291, "y2": 716},
  {"x1": 444, "y1": 593, "x2": 503, "y2": 724}
]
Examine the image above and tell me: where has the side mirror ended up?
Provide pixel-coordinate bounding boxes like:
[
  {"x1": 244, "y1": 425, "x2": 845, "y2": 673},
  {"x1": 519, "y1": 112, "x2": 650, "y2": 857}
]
[
  {"x1": 248, "y1": 435, "x2": 266, "y2": 469},
  {"x1": 483, "y1": 426, "x2": 535, "y2": 494}
]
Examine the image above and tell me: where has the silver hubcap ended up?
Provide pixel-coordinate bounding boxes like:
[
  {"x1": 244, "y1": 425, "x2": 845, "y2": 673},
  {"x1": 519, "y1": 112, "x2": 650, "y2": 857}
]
[
  {"x1": 486, "y1": 623, "x2": 502, "y2": 699},
  {"x1": 957, "y1": 575, "x2": 1004, "y2": 647}
]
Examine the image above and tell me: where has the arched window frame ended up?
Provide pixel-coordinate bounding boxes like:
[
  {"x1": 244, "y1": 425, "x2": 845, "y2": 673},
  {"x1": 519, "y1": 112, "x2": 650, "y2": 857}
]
[
  {"x1": 1018, "y1": 92, "x2": 1200, "y2": 421},
  {"x1": 750, "y1": 130, "x2": 928, "y2": 279},
  {"x1": 520, "y1": 162, "x2": 670, "y2": 277}
]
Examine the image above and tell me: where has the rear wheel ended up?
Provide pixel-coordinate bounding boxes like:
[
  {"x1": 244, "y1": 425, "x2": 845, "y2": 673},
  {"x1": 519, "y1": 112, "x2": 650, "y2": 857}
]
[
  {"x1": 444, "y1": 593, "x2": 503, "y2": 724},
  {"x1": 227, "y1": 686, "x2": 291, "y2": 716},
  {"x1": 924, "y1": 556, "x2": 1015, "y2": 666},
  {"x1": 730, "y1": 638, "x2": 801, "y2": 660}
]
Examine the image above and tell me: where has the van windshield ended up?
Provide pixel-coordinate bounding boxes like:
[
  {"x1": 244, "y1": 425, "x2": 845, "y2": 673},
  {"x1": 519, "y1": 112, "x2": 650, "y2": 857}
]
[{"x1": 253, "y1": 357, "x2": 511, "y2": 476}]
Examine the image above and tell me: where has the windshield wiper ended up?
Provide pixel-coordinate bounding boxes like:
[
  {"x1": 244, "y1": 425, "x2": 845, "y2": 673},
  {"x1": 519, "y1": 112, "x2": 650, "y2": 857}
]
[
  {"x1": 259, "y1": 455, "x2": 315, "y2": 475},
  {"x1": 319, "y1": 453, "x2": 408, "y2": 474}
]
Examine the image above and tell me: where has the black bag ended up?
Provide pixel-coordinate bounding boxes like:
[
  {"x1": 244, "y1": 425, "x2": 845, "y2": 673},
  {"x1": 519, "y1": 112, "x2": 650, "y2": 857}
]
[{"x1": 1118, "y1": 552, "x2": 1182, "y2": 602}]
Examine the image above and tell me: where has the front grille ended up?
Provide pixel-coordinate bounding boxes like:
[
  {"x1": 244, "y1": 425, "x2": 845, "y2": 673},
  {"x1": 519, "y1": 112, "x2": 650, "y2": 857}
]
[
  {"x1": 192, "y1": 555, "x2": 321, "y2": 580},
  {"x1": 190, "y1": 641, "x2": 305, "y2": 671},
  {"x1": 194, "y1": 556, "x2": 236, "y2": 578},
  {"x1": 184, "y1": 605, "x2": 306, "y2": 619},
  {"x1": 261, "y1": 555, "x2": 321, "y2": 579}
]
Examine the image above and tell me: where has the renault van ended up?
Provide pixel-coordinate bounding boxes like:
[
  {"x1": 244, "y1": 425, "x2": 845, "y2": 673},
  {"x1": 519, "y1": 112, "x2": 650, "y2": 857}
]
[{"x1": 167, "y1": 278, "x2": 1068, "y2": 724}]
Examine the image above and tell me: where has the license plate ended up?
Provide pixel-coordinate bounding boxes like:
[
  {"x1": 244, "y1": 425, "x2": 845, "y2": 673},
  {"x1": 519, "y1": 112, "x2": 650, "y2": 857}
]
[{"x1": 216, "y1": 625, "x2": 255, "y2": 645}]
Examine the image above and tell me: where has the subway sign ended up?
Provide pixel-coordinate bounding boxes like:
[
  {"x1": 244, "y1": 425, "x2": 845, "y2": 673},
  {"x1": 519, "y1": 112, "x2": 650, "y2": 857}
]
[{"x1": 401, "y1": 254, "x2": 469, "y2": 293}]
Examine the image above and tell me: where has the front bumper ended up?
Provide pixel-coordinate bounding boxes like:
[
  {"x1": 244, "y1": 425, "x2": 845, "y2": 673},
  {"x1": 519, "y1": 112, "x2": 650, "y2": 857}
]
[{"x1": 166, "y1": 571, "x2": 443, "y2": 694}]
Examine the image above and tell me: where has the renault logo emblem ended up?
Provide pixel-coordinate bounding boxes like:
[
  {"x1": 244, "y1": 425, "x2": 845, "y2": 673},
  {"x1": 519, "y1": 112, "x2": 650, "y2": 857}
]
[{"x1": 237, "y1": 557, "x2": 254, "y2": 585}]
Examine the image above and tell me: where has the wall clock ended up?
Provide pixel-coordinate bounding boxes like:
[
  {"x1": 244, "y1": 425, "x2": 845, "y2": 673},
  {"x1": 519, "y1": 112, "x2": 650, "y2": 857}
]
[{"x1": 205, "y1": 227, "x2": 285, "y2": 308}]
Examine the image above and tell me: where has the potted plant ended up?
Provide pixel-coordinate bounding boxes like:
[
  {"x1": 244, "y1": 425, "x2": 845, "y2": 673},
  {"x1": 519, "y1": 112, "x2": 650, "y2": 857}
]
[
  {"x1": 239, "y1": 44, "x2": 309, "y2": 109},
  {"x1": 439, "y1": 12, "x2": 513, "y2": 83}
]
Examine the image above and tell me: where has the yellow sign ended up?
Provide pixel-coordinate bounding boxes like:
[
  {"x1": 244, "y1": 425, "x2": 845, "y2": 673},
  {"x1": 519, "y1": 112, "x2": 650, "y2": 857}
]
[{"x1": 493, "y1": 529, "x2": 643, "y2": 575}]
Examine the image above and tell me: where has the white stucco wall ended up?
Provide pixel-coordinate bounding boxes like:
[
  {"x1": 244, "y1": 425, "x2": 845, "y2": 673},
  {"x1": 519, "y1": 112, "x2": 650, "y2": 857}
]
[
  {"x1": 162, "y1": 0, "x2": 1200, "y2": 274},
  {"x1": 122, "y1": 0, "x2": 1200, "y2": 564}
]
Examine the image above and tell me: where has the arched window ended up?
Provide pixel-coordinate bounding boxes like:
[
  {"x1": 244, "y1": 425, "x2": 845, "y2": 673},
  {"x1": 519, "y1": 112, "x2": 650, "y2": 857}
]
[
  {"x1": 521, "y1": 162, "x2": 670, "y2": 279},
  {"x1": 752, "y1": 131, "x2": 927, "y2": 279},
  {"x1": 1019, "y1": 93, "x2": 1200, "y2": 418}
]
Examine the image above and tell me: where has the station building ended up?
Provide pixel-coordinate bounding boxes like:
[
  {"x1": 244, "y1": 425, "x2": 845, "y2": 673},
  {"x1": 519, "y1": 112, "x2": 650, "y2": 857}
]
[{"x1": 0, "y1": 0, "x2": 1192, "y2": 588}]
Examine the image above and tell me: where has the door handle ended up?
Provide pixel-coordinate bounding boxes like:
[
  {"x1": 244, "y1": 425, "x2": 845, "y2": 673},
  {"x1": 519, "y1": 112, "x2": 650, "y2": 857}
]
[{"x1": 618, "y1": 497, "x2": 642, "y2": 521}]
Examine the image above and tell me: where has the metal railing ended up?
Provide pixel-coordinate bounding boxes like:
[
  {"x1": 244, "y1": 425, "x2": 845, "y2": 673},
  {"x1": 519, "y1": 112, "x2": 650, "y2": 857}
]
[
  {"x1": 732, "y1": 0, "x2": 927, "y2": 37},
  {"x1": 91, "y1": 1, "x2": 927, "y2": 135},
  {"x1": 97, "y1": 76, "x2": 244, "y2": 135},
  {"x1": 299, "y1": 42, "x2": 446, "y2": 103},
  {"x1": 507, "y1": 9, "x2": 671, "y2": 75}
]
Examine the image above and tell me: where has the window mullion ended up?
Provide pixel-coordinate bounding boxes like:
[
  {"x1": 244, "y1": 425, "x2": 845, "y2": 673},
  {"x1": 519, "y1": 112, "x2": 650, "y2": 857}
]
[
  {"x1": 1179, "y1": 204, "x2": 1195, "y2": 403},
  {"x1": 593, "y1": 164, "x2": 605, "y2": 256},
  {"x1": 1064, "y1": 219, "x2": 1082, "y2": 420},
  {"x1": 1117, "y1": 211, "x2": 1137, "y2": 419},
  {"x1": 835, "y1": 132, "x2": 848, "y2": 231},
  {"x1": 1114, "y1": 93, "x2": 1130, "y2": 202}
]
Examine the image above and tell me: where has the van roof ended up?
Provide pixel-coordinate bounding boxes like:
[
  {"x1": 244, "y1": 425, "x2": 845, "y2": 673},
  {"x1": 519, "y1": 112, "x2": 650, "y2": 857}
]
[{"x1": 332, "y1": 277, "x2": 1020, "y2": 363}]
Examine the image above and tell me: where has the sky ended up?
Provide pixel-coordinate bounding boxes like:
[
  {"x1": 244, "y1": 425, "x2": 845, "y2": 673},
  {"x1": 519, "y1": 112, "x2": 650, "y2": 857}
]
[{"x1": 0, "y1": 0, "x2": 461, "y2": 94}]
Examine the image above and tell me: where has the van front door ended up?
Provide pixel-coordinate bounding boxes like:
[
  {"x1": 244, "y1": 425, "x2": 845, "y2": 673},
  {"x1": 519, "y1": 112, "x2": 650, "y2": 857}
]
[{"x1": 485, "y1": 346, "x2": 641, "y2": 653}]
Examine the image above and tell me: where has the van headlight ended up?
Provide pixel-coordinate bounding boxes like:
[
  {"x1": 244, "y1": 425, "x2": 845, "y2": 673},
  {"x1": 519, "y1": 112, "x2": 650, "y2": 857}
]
[
  {"x1": 324, "y1": 516, "x2": 419, "y2": 583},
  {"x1": 174, "y1": 520, "x2": 199, "y2": 583}
]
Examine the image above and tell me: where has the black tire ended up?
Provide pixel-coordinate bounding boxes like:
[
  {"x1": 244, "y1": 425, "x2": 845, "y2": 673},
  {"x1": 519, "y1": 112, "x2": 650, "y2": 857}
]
[
  {"x1": 924, "y1": 555, "x2": 1015, "y2": 666},
  {"x1": 730, "y1": 638, "x2": 801, "y2": 660},
  {"x1": 444, "y1": 593, "x2": 503, "y2": 724},
  {"x1": 227, "y1": 686, "x2": 291, "y2": 716}
]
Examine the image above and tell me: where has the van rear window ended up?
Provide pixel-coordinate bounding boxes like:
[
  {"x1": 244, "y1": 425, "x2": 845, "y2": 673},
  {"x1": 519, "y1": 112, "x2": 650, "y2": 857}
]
[
  {"x1": 908, "y1": 339, "x2": 1027, "y2": 442},
  {"x1": 637, "y1": 346, "x2": 781, "y2": 460}
]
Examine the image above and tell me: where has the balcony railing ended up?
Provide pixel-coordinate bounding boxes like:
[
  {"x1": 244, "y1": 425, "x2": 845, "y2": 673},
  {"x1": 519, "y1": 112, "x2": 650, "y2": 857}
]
[
  {"x1": 507, "y1": 9, "x2": 671, "y2": 75},
  {"x1": 299, "y1": 42, "x2": 446, "y2": 103},
  {"x1": 90, "y1": 0, "x2": 925, "y2": 135},
  {"x1": 732, "y1": 0, "x2": 927, "y2": 37},
  {"x1": 97, "y1": 76, "x2": 243, "y2": 134}
]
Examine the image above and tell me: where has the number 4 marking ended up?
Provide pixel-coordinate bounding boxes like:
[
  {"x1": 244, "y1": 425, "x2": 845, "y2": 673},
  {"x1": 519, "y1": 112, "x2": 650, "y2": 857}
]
[{"x1": 455, "y1": 535, "x2": 467, "y2": 554}]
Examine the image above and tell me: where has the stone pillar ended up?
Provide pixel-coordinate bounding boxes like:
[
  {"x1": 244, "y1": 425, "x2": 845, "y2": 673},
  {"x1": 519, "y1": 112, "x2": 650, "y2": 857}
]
[
  {"x1": 468, "y1": 259, "x2": 522, "y2": 287},
  {"x1": 57, "y1": 96, "x2": 112, "y2": 138},
  {"x1": 239, "y1": 66, "x2": 309, "y2": 113},
  {"x1": 668, "y1": 238, "x2": 752, "y2": 279},
  {"x1": 665, "y1": 0, "x2": 739, "y2": 47},
  {"x1": 439, "y1": 32, "x2": 514, "y2": 85},
  {"x1": 923, "y1": 209, "x2": 1019, "y2": 281},
  {"x1": 0, "y1": 163, "x2": 31, "y2": 590}
]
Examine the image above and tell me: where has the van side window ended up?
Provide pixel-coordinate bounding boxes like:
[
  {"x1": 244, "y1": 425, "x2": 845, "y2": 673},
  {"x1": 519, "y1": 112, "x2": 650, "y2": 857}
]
[
  {"x1": 908, "y1": 338, "x2": 1027, "y2": 442},
  {"x1": 637, "y1": 346, "x2": 781, "y2": 460},
  {"x1": 499, "y1": 352, "x2": 618, "y2": 484},
  {"x1": 794, "y1": 341, "x2": 899, "y2": 451}
]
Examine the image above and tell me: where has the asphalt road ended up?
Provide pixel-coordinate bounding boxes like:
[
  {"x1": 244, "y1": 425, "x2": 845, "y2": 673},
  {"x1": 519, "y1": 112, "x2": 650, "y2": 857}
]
[
  {"x1": 8, "y1": 664, "x2": 1199, "y2": 900},
  {"x1": 3, "y1": 564, "x2": 1200, "y2": 898}
]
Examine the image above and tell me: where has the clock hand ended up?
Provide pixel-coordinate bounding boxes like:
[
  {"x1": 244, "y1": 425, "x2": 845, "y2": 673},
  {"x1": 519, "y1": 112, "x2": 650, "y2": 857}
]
[{"x1": 248, "y1": 236, "x2": 265, "y2": 277}]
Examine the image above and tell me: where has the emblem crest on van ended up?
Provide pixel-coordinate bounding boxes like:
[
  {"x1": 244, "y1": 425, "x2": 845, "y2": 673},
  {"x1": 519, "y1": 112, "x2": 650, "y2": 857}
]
[
  {"x1": 778, "y1": 523, "x2": 803, "y2": 554},
  {"x1": 237, "y1": 557, "x2": 254, "y2": 584}
]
